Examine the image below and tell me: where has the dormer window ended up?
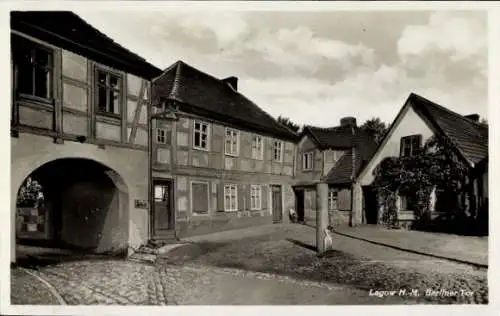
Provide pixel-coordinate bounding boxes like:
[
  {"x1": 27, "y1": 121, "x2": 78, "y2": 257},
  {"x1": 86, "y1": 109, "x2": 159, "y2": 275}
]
[
  {"x1": 302, "y1": 152, "x2": 314, "y2": 170},
  {"x1": 400, "y1": 134, "x2": 422, "y2": 157}
]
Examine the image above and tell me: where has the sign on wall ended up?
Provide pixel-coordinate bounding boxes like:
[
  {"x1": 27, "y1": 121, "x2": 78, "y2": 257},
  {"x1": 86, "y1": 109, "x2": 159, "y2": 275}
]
[{"x1": 134, "y1": 199, "x2": 149, "y2": 209}]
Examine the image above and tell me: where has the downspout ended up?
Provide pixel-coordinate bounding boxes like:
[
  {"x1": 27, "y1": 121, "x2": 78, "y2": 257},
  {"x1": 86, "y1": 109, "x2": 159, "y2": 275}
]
[{"x1": 350, "y1": 126, "x2": 357, "y2": 226}]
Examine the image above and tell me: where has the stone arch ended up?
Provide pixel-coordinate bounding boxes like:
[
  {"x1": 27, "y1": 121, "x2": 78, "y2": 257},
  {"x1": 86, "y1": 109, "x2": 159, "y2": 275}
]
[{"x1": 12, "y1": 157, "x2": 130, "y2": 258}]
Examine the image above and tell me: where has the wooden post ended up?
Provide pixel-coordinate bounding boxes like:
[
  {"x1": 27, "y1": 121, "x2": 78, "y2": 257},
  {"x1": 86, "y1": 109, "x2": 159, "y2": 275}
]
[{"x1": 316, "y1": 182, "x2": 328, "y2": 254}]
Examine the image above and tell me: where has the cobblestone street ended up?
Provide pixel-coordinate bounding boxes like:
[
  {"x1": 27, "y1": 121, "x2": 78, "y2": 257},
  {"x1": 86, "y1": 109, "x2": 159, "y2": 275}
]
[
  {"x1": 11, "y1": 259, "x2": 414, "y2": 305},
  {"x1": 10, "y1": 225, "x2": 487, "y2": 305}
]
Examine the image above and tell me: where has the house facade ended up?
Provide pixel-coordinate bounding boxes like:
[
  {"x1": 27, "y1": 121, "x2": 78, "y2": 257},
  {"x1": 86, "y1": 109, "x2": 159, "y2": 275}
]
[
  {"x1": 293, "y1": 118, "x2": 377, "y2": 228},
  {"x1": 354, "y1": 93, "x2": 488, "y2": 231},
  {"x1": 149, "y1": 61, "x2": 298, "y2": 241},
  {"x1": 10, "y1": 11, "x2": 162, "y2": 260}
]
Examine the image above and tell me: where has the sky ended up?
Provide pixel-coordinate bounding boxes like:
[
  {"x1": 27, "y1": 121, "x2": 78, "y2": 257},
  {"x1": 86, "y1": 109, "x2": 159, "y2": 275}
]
[{"x1": 75, "y1": 9, "x2": 488, "y2": 128}]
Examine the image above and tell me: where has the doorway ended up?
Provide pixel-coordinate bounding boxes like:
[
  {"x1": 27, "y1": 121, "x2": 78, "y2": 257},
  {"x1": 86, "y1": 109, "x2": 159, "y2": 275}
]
[
  {"x1": 363, "y1": 186, "x2": 378, "y2": 224},
  {"x1": 152, "y1": 179, "x2": 175, "y2": 240},
  {"x1": 295, "y1": 189, "x2": 305, "y2": 223}
]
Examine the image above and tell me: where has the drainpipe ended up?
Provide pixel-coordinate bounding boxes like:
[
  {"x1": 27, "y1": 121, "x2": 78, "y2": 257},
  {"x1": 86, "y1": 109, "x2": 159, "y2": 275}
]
[{"x1": 147, "y1": 99, "x2": 155, "y2": 243}]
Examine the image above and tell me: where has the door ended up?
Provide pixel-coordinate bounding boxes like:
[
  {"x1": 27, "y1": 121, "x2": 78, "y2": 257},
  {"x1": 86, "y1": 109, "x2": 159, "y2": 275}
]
[
  {"x1": 271, "y1": 185, "x2": 283, "y2": 223},
  {"x1": 153, "y1": 179, "x2": 175, "y2": 238},
  {"x1": 363, "y1": 186, "x2": 378, "y2": 224}
]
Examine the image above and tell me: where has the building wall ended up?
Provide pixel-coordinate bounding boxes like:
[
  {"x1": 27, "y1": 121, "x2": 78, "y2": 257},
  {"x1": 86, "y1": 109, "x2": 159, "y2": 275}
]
[
  {"x1": 295, "y1": 135, "x2": 323, "y2": 182},
  {"x1": 152, "y1": 114, "x2": 296, "y2": 237},
  {"x1": 358, "y1": 104, "x2": 436, "y2": 186},
  {"x1": 11, "y1": 31, "x2": 151, "y2": 261}
]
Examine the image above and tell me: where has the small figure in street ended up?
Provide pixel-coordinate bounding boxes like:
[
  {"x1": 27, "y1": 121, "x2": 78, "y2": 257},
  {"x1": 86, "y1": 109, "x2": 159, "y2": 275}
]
[
  {"x1": 324, "y1": 228, "x2": 333, "y2": 252},
  {"x1": 289, "y1": 208, "x2": 297, "y2": 223}
]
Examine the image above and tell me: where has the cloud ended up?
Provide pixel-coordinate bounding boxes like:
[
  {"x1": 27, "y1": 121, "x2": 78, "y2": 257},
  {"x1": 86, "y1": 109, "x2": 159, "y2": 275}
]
[
  {"x1": 219, "y1": 25, "x2": 375, "y2": 74},
  {"x1": 397, "y1": 11, "x2": 487, "y2": 71},
  {"x1": 178, "y1": 12, "x2": 250, "y2": 47},
  {"x1": 73, "y1": 10, "x2": 487, "y2": 128}
]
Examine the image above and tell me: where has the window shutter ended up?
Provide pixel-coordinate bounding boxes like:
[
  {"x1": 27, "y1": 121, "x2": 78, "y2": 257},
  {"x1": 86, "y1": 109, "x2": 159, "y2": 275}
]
[
  {"x1": 238, "y1": 184, "x2": 244, "y2": 211},
  {"x1": 337, "y1": 189, "x2": 352, "y2": 211},
  {"x1": 246, "y1": 185, "x2": 251, "y2": 210},
  {"x1": 192, "y1": 183, "x2": 209, "y2": 214},
  {"x1": 217, "y1": 182, "x2": 224, "y2": 212},
  {"x1": 261, "y1": 185, "x2": 269, "y2": 210},
  {"x1": 415, "y1": 134, "x2": 423, "y2": 153}
]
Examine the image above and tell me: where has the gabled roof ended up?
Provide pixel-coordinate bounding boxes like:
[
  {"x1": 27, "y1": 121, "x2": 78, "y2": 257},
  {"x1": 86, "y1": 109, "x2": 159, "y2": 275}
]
[
  {"x1": 301, "y1": 125, "x2": 377, "y2": 185},
  {"x1": 151, "y1": 60, "x2": 299, "y2": 141},
  {"x1": 301, "y1": 125, "x2": 371, "y2": 150},
  {"x1": 410, "y1": 93, "x2": 488, "y2": 165},
  {"x1": 11, "y1": 11, "x2": 162, "y2": 80},
  {"x1": 357, "y1": 93, "x2": 488, "y2": 182}
]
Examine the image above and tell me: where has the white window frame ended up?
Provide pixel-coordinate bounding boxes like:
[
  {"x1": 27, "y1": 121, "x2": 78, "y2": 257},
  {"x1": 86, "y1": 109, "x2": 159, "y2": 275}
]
[
  {"x1": 328, "y1": 189, "x2": 338, "y2": 210},
  {"x1": 250, "y1": 185, "x2": 262, "y2": 210},
  {"x1": 224, "y1": 184, "x2": 238, "y2": 212},
  {"x1": 190, "y1": 181, "x2": 210, "y2": 215},
  {"x1": 156, "y1": 128, "x2": 167, "y2": 144},
  {"x1": 251, "y1": 135, "x2": 264, "y2": 160},
  {"x1": 224, "y1": 128, "x2": 240, "y2": 156},
  {"x1": 193, "y1": 120, "x2": 210, "y2": 151},
  {"x1": 273, "y1": 140, "x2": 283, "y2": 162},
  {"x1": 302, "y1": 152, "x2": 314, "y2": 170}
]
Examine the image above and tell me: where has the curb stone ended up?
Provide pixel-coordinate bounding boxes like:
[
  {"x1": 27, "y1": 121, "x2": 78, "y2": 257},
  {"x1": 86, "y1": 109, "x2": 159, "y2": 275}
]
[{"x1": 20, "y1": 268, "x2": 67, "y2": 305}]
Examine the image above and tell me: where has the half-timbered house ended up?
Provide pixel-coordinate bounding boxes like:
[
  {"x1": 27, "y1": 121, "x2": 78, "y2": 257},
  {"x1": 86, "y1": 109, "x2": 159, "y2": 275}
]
[{"x1": 10, "y1": 11, "x2": 162, "y2": 260}]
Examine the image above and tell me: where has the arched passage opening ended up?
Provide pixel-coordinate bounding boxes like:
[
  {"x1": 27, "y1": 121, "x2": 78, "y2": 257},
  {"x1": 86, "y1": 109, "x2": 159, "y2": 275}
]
[{"x1": 15, "y1": 158, "x2": 129, "y2": 255}]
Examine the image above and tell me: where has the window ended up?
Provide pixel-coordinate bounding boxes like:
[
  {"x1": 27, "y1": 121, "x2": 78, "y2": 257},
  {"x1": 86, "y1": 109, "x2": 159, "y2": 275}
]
[
  {"x1": 302, "y1": 152, "x2": 314, "y2": 170},
  {"x1": 224, "y1": 184, "x2": 238, "y2": 212},
  {"x1": 193, "y1": 120, "x2": 209, "y2": 150},
  {"x1": 225, "y1": 128, "x2": 239, "y2": 156},
  {"x1": 400, "y1": 193, "x2": 418, "y2": 211},
  {"x1": 328, "y1": 190, "x2": 338, "y2": 210},
  {"x1": 191, "y1": 182, "x2": 209, "y2": 214},
  {"x1": 250, "y1": 185, "x2": 262, "y2": 210},
  {"x1": 154, "y1": 184, "x2": 169, "y2": 202},
  {"x1": 96, "y1": 69, "x2": 122, "y2": 116},
  {"x1": 251, "y1": 135, "x2": 263, "y2": 160},
  {"x1": 12, "y1": 35, "x2": 53, "y2": 100},
  {"x1": 156, "y1": 128, "x2": 167, "y2": 144},
  {"x1": 273, "y1": 140, "x2": 283, "y2": 162},
  {"x1": 400, "y1": 135, "x2": 422, "y2": 157}
]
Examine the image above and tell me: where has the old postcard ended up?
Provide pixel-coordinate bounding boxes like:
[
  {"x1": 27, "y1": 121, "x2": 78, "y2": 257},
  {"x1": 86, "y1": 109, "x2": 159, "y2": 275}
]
[{"x1": 1, "y1": 1, "x2": 495, "y2": 315}]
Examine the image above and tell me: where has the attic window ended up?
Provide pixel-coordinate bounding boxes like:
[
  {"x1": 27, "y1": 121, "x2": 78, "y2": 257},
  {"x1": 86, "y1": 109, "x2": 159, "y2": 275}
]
[
  {"x1": 400, "y1": 134, "x2": 422, "y2": 157},
  {"x1": 302, "y1": 152, "x2": 313, "y2": 170}
]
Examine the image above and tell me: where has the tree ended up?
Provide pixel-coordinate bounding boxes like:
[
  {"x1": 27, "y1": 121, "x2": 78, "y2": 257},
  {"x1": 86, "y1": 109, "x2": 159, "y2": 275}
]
[
  {"x1": 359, "y1": 117, "x2": 388, "y2": 144},
  {"x1": 277, "y1": 116, "x2": 301, "y2": 133},
  {"x1": 480, "y1": 118, "x2": 488, "y2": 125}
]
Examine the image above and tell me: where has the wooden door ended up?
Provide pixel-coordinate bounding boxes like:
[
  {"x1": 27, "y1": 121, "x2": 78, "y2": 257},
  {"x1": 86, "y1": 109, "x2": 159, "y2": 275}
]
[
  {"x1": 271, "y1": 185, "x2": 283, "y2": 223},
  {"x1": 153, "y1": 179, "x2": 175, "y2": 238}
]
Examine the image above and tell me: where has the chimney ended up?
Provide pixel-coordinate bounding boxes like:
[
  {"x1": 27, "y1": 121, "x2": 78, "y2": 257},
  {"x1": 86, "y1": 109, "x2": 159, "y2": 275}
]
[
  {"x1": 222, "y1": 76, "x2": 238, "y2": 91},
  {"x1": 340, "y1": 117, "x2": 357, "y2": 127},
  {"x1": 465, "y1": 114, "x2": 479, "y2": 122}
]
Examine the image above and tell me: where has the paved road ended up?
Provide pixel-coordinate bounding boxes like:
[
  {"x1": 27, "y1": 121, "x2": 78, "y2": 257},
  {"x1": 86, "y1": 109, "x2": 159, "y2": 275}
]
[{"x1": 12, "y1": 259, "x2": 413, "y2": 305}]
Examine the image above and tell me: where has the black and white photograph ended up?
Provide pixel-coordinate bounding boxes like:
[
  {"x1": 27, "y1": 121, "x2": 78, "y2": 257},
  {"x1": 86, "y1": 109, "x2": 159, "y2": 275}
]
[{"x1": 1, "y1": 1, "x2": 496, "y2": 313}]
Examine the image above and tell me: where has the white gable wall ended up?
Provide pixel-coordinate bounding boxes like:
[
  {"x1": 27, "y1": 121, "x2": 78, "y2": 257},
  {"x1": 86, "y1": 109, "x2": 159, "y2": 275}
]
[{"x1": 358, "y1": 104, "x2": 436, "y2": 186}]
